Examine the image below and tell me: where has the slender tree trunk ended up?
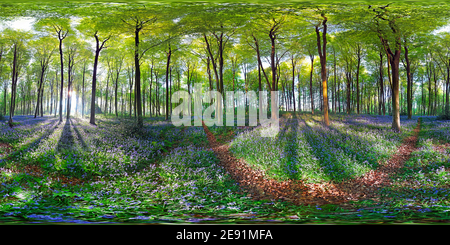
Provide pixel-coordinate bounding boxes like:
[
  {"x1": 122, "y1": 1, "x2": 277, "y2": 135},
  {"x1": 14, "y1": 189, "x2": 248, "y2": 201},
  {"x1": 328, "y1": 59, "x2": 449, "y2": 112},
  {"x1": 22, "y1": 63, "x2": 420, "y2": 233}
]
[
  {"x1": 134, "y1": 28, "x2": 143, "y2": 127},
  {"x1": 446, "y1": 61, "x2": 450, "y2": 115},
  {"x1": 105, "y1": 71, "x2": 109, "y2": 115},
  {"x1": 34, "y1": 67, "x2": 45, "y2": 118},
  {"x1": 170, "y1": 67, "x2": 172, "y2": 116},
  {"x1": 298, "y1": 72, "x2": 301, "y2": 111},
  {"x1": 333, "y1": 47, "x2": 337, "y2": 112},
  {"x1": 129, "y1": 68, "x2": 133, "y2": 118},
  {"x1": 390, "y1": 49, "x2": 401, "y2": 131},
  {"x1": 50, "y1": 78, "x2": 53, "y2": 116},
  {"x1": 90, "y1": 32, "x2": 110, "y2": 125},
  {"x1": 269, "y1": 28, "x2": 278, "y2": 120},
  {"x1": 82, "y1": 63, "x2": 86, "y2": 117},
  {"x1": 90, "y1": 47, "x2": 100, "y2": 125},
  {"x1": 40, "y1": 79, "x2": 44, "y2": 117},
  {"x1": 309, "y1": 54, "x2": 314, "y2": 114},
  {"x1": 315, "y1": 15, "x2": 329, "y2": 126},
  {"x1": 8, "y1": 45, "x2": 17, "y2": 126},
  {"x1": 291, "y1": 56, "x2": 296, "y2": 112},
  {"x1": 67, "y1": 53, "x2": 73, "y2": 120},
  {"x1": 404, "y1": 45, "x2": 413, "y2": 119},
  {"x1": 149, "y1": 63, "x2": 153, "y2": 117},
  {"x1": 428, "y1": 61, "x2": 432, "y2": 116},
  {"x1": 434, "y1": 67, "x2": 437, "y2": 116},
  {"x1": 55, "y1": 71, "x2": 58, "y2": 117},
  {"x1": 346, "y1": 71, "x2": 351, "y2": 115},
  {"x1": 3, "y1": 82, "x2": 7, "y2": 116},
  {"x1": 356, "y1": 45, "x2": 361, "y2": 115},
  {"x1": 58, "y1": 37, "x2": 64, "y2": 122},
  {"x1": 115, "y1": 66, "x2": 120, "y2": 118}
]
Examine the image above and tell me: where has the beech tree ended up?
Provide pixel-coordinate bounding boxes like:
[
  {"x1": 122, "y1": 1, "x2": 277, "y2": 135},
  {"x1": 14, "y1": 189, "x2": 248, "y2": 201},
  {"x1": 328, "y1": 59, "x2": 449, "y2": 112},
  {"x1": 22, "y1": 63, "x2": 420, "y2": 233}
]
[
  {"x1": 314, "y1": 10, "x2": 330, "y2": 126},
  {"x1": 119, "y1": 5, "x2": 161, "y2": 127},
  {"x1": 349, "y1": 3, "x2": 449, "y2": 131},
  {"x1": 77, "y1": 12, "x2": 113, "y2": 125},
  {"x1": 34, "y1": 18, "x2": 71, "y2": 122}
]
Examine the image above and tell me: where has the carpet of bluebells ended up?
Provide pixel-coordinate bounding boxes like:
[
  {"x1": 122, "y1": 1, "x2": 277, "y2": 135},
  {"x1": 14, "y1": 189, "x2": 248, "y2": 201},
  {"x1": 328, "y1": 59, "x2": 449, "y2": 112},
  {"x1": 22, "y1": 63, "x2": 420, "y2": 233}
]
[{"x1": 1, "y1": 113, "x2": 450, "y2": 224}]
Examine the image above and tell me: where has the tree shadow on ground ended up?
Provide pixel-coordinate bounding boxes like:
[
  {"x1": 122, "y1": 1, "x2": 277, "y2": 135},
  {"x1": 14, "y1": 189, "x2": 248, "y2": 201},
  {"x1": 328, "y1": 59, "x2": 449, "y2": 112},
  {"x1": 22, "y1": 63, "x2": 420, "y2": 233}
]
[
  {"x1": 277, "y1": 116, "x2": 303, "y2": 180},
  {"x1": 0, "y1": 117, "x2": 59, "y2": 165},
  {"x1": 56, "y1": 119, "x2": 75, "y2": 152},
  {"x1": 309, "y1": 116, "x2": 391, "y2": 168},
  {"x1": 56, "y1": 118, "x2": 90, "y2": 152}
]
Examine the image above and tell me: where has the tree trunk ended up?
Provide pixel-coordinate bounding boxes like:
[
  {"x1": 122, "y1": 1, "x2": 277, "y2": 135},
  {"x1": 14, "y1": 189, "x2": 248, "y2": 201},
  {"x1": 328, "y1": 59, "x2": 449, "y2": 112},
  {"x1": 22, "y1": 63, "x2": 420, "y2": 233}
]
[
  {"x1": 447, "y1": 61, "x2": 450, "y2": 115},
  {"x1": 55, "y1": 71, "x2": 58, "y2": 117},
  {"x1": 50, "y1": 77, "x2": 54, "y2": 116},
  {"x1": 105, "y1": 71, "x2": 109, "y2": 115},
  {"x1": 34, "y1": 67, "x2": 45, "y2": 118},
  {"x1": 434, "y1": 67, "x2": 437, "y2": 116},
  {"x1": 333, "y1": 47, "x2": 337, "y2": 112},
  {"x1": 90, "y1": 48, "x2": 100, "y2": 125},
  {"x1": 82, "y1": 63, "x2": 86, "y2": 117},
  {"x1": 390, "y1": 49, "x2": 401, "y2": 131},
  {"x1": 291, "y1": 56, "x2": 296, "y2": 112},
  {"x1": 346, "y1": 71, "x2": 351, "y2": 114},
  {"x1": 115, "y1": 65, "x2": 120, "y2": 118},
  {"x1": 404, "y1": 45, "x2": 413, "y2": 119},
  {"x1": 356, "y1": 45, "x2": 361, "y2": 115},
  {"x1": 269, "y1": 28, "x2": 278, "y2": 120},
  {"x1": 58, "y1": 37, "x2": 64, "y2": 122},
  {"x1": 134, "y1": 28, "x2": 143, "y2": 127},
  {"x1": 66, "y1": 52, "x2": 73, "y2": 120},
  {"x1": 8, "y1": 44, "x2": 17, "y2": 126},
  {"x1": 40, "y1": 79, "x2": 44, "y2": 117},
  {"x1": 149, "y1": 63, "x2": 153, "y2": 117},
  {"x1": 165, "y1": 44, "x2": 171, "y2": 121},
  {"x1": 428, "y1": 61, "x2": 432, "y2": 116},
  {"x1": 90, "y1": 32, "x2": 109, "y2": 125},
  {"x1": 129, "y1": 67, "x2": 133, "y2": 118}
]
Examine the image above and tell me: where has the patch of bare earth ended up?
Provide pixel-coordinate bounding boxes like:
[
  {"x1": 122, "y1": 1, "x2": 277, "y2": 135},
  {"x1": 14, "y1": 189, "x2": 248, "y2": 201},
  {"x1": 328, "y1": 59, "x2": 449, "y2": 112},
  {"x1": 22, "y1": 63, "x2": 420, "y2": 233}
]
[{"x1": 202, "y1": 118, "x2": 422, "y2": 206}]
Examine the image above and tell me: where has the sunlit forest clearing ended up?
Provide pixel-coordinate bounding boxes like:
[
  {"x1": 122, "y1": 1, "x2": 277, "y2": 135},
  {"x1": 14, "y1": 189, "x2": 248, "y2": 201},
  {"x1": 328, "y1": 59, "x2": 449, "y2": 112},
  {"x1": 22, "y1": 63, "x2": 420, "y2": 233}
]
[{"x1": 1, "y1": 1, "x2": 450, "y2": 224}]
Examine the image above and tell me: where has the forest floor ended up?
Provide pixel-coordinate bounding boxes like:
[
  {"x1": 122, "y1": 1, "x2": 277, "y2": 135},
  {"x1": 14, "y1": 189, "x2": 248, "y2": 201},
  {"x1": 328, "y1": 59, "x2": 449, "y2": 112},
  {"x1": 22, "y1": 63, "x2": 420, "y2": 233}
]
[
  {"x1": 201, "y1": 116, "x2": 422, "y2": 206},
  {"x1": 0, "y1": 113, "x2": 449, "y2": 224}
]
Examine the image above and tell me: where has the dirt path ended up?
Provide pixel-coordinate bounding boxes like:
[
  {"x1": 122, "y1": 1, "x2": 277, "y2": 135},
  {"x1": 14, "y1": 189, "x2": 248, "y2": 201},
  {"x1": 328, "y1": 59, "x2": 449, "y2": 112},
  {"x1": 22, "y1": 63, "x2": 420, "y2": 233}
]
[{"x1": 202, "y1": 118, "x2": 422, "y2": 206}]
